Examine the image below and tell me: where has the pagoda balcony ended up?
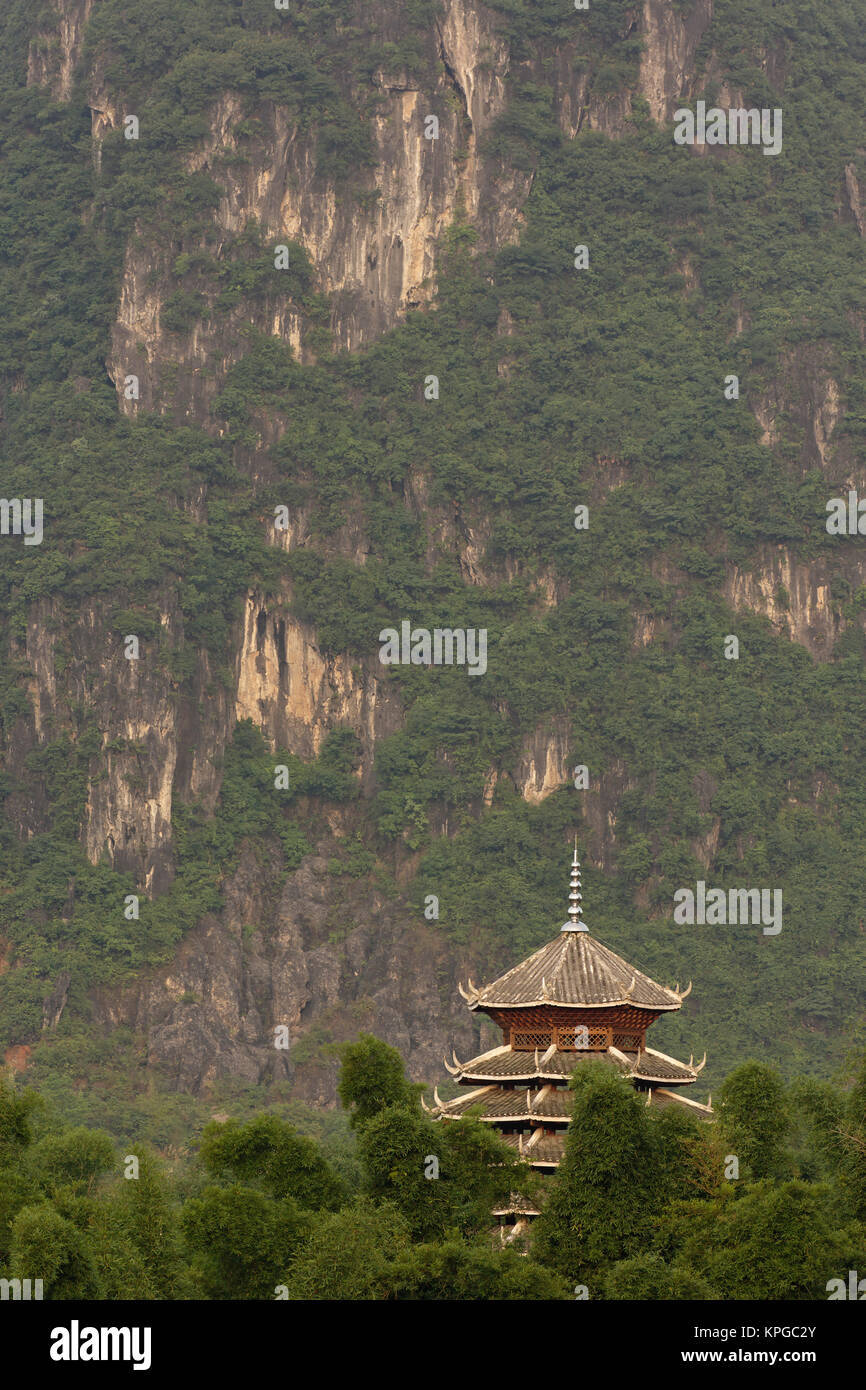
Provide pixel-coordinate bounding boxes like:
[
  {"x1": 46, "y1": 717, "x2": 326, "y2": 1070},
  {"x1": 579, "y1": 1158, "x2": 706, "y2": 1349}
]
[{"x1": 509, "y1": 1026, "x2": 644, "y2": 1053}]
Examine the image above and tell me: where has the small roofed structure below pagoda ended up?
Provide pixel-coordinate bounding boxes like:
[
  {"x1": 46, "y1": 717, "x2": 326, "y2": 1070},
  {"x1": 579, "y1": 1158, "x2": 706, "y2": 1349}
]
[{"x1": 427, "y1": 841, "x2": 713, "y2": 1180}]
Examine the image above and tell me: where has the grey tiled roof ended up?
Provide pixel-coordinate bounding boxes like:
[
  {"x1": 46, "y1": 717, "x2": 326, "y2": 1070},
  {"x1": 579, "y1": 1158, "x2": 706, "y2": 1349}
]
[
  {"x1": 453, "y1": 1044, "x2": 698, "y2": 1085},
  {"x1": 467, "y1": 930, "x2": 681, "y2": 1011},
  {"x1": 438, "y1": 1084, "x2": 575, "y2": 1122},
  {"x1": 526, "y1": 1133, "x2": 567, "y2": 1165}
]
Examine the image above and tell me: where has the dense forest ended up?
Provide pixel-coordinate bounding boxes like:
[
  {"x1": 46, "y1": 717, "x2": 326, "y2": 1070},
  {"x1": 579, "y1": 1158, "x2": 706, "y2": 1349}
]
[
  {"x1": 1, "y1": 0, "x2": 866, "y2": 1301},
  {"x1": 3, "y1": 1042, "x2": 866, "y2": 1299}
]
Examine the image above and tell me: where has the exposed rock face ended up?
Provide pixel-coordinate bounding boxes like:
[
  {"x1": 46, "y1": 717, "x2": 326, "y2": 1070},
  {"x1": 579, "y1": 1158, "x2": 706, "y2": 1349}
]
[
  {"x1": 843, "y1": 162, "x2": 866, "y2": 237},
  {"x1": 97, "y1": 0, "x2": 731, "y2": 417},
  {"x1": 402, "y1": 465, "x2": 567, "y2": 603},
  {"x1": 26, "y1": 0, "x2": 96, "y2": 100},
  {"x1": 42, "y1": 971, "x2": 71, "y2": 1031},
  {"x1": 6, "y1": 595, "x2": 219, "y2": 895},
  {"x1": 581, "y1": 761, "x2": 639, "y2": 872},
  {"x1": 6, "y1": 588, "x2": 397, "y2": 894},
  {"x1": 92, "y1": 840, "x2": 476, "y2": 1100},
  {"x1": 724, "y1": 548, "x2": 843, "y2": 660},
  {"x1": 638, "y1": 0, "x2": 714, "y2": 124},
  {"x1": 750, "y1": 348, "x2": 846, "y2": 477},
  {"x1": 515, "y1": 719, "x2": 572, "y2": 804},
  {"x1": 108, "y1": 237, "x2": 308, "y2": 425},
  {"x1": 104, "y1": 0, "x2": 529, "y2": 419},
  {"x1": 437, "y1": 0, "x2": 511, "y2": 141},
  {"x1": 234, "y1": 595, "x2": 403, "y2": 788}
]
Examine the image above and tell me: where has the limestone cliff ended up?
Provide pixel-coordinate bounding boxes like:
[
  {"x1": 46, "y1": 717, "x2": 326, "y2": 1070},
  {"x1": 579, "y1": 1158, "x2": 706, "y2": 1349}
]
[
  {"x1": 91, "y1": 838, "x2": 477, "y2": 1100},
  {"x1": 637, "y1": 0, "x2": 713, "y2": 125},
  {"x1": 12, "y1": 0, "x2": 863, "y2": 1104},
  {"x1": 234, "y1": 594, "x2": 403, "y2": 789},
  {"x1": 26, "y1": 0, "x2": 96, "y2": 100},
  {"x1": 102, "y1": 0, "x2": 529, "y2": 417}
]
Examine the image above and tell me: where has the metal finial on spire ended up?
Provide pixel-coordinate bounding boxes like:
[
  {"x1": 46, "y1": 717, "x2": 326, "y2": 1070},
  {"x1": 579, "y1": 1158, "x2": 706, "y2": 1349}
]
[{"x1": 562, "y1": 836, "x2": 588, "y2": 932}]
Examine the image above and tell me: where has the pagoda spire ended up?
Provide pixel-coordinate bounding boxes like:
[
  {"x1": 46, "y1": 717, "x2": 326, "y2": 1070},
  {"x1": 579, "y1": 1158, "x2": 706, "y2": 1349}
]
[{"x1": 563, "y1": 837, "x2": 588, "y2": 933}]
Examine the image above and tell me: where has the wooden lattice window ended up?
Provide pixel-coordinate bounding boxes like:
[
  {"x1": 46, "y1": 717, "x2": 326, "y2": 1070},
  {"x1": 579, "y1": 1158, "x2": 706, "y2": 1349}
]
[
  {"x1": 511, "y1": 1031, "x2": 552, "y2": 1050},
  {"x1": 557, "y1": 1027, "x2": 610, "y2": 1051},
  {"x1": 612, "y1": 1032, "x2": 643, "y2": 1052}
]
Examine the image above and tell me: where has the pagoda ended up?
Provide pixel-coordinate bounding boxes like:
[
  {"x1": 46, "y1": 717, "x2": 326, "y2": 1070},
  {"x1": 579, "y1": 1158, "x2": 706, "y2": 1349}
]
[{"x1": 428, "y1": 842, "x2": 713, "y2": 1197}]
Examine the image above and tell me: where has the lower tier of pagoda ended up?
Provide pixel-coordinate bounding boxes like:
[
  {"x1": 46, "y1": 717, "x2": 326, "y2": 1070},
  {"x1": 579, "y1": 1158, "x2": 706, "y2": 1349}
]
[{"x1": 428, "y1": 1041, "x2": 713, "y2": 1169}]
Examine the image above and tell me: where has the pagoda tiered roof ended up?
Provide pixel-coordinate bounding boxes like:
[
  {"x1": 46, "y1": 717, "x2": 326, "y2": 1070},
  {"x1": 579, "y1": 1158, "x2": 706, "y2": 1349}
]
[
  {"x1": 442, "y1": 1041, "x2": 705, "y2": 1086},
  {"x1": 429, "y1": 842, "x2": 713, "y2": 1175},
  {"x1": 459, "y1": 930, "x2": 687, "y2": 1012},
  {"x1": 432, "y1": 1074, "x2": 714, "y2": 1125}
]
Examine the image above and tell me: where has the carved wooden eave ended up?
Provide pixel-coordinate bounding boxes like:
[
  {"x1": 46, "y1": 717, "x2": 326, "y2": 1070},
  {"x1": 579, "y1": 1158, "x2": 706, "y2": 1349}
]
[
  {"x1": 607, "y1": 1044, "x2": 634, "y2": 1072},
  {"x1": 653, "y1": 1086, "x2": 714, "y2": 1116}
]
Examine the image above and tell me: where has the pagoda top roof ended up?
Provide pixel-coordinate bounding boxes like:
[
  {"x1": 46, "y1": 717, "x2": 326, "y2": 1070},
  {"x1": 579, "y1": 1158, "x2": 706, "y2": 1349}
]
[
  {"x1": 460, "y1": 928, "x2": 686, "y2": 1012},
  {"x1": 458, "y1": 842, "x2": 689, "y2": 1013}
]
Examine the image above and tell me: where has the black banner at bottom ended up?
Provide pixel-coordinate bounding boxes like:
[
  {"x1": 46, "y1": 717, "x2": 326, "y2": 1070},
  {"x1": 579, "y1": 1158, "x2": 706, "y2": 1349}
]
[{"x1": 4, "y1": 1297, "x2": 861, "y2": 1378}]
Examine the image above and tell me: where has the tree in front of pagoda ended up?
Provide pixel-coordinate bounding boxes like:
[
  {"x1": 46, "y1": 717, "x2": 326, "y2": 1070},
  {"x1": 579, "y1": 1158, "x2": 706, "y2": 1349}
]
[
  {"x1": 357, "y1": 1104, "x2": 532, "y2": 1241},
  {"x1": 531, "y1": 1064, "x2": 665, "y2": 1286},
  {"x1": 339, "y1": 1034, "x2": 538, "y2": 1239},
  {"x1": 283, "y1": 1205, "x2": 573, "y2": 1300}
]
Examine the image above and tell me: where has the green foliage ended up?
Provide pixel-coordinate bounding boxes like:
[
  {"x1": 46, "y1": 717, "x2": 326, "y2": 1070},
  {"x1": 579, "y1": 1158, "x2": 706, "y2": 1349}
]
[
  {"x1": 337, "y1": 1034, "x2": 420, "y2": 1131},
  {"x1": 388, "y1": 1236, "x2": 572, "y2": 1300},
  {"x1": 26, "y1": 1127, "x2": 115, "y2": 1198},
  {"x1": 0, "y1": 721, "x2": 358, "y2": 1045},
  {"x1": 655, "y1": 1181, "x2": 866, "y2": 1300},
  {"x1": 718, "y1": 1061, "x2": 791, "y2": 1179},
  {"x1": 283, "y1": 1202, "x2": 411, "y2": 1300},
  {"x1": 9, "y1": 1203, "x2": 101, "y2": 1299},
  {"x1": 198, "y1": 1114, "x2": 346, "y2": 1210},
  {"x1": 531, "y1": 1064, "x2": 665, "y2": 1280},
  {"x1": 0, "y1": 0, "x2": 865, "y2": 1097},
  {"x1": 181, "y1": 1185, "x2": 307, "y2": 1299},
  {"x1": 603, "y1": 1253, "x2": 717, "y2": 1301},
  {"x1": 0, "y1": 1076, "x2": 42, "y2": 1164},
  {"x1": 356, "y1": 1103, "x2": 525, "y2": 1240},
  {"x1": 112, "y1": 1149, "x2": 186, "y2": 1299},
  {"x1": 2, "y1": 0, "x2": 866, "y2": 1281},
  {"x1": 1, "y1": 1048, "x2": 866, "y2": 1300},
  {"x1": 837, "y1": 1057, "x2": 866, "y2": 1219}
]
